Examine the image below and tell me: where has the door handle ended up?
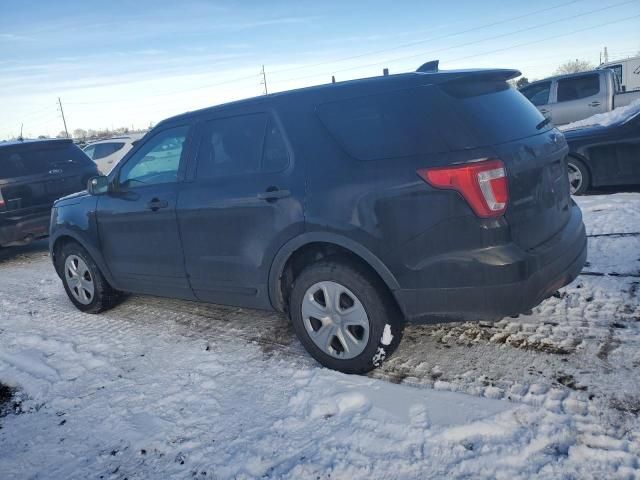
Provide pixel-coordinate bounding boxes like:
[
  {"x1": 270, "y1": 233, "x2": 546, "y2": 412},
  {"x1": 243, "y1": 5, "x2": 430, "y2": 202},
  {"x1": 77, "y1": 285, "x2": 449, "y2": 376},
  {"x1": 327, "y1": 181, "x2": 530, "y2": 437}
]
[
  {"x1": 589, "y1": 101, "x2": 601, "y2": 107},
  {"x1": 539, "y1": 109, "x2": 549, "y2": 114},
  {"x1": 257, "y1": 188, "x2": 291, "y2": 202},
  {"x1": 146, "y1": 198, "x2": 169, "y2": 211}
]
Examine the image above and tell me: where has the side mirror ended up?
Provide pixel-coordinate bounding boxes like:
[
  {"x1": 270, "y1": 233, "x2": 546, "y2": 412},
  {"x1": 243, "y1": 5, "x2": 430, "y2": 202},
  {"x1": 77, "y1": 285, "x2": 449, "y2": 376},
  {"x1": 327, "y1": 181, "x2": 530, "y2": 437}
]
[{"x1": 87, "y1": 175, "x2": 109, "y2": 195}]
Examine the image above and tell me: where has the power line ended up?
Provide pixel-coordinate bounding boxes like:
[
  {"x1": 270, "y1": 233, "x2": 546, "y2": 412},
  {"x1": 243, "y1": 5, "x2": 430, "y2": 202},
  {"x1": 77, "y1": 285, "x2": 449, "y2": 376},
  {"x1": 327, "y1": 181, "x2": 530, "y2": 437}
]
[
  {"x1": 445, "y1": 13, "x2": 640, "y2": 66},
  {"x1": 61, "y1": 0, "x2": 586, "y2": 107},
  {"x1": 268, "y1": 0, "x2": 586, "y2": 76},
  {"x1": 270, "y1": 0, "x2": 637, "y2": 85},
  {"x1": 64, "y1": 72, "x2": 262, "y2": 106}
]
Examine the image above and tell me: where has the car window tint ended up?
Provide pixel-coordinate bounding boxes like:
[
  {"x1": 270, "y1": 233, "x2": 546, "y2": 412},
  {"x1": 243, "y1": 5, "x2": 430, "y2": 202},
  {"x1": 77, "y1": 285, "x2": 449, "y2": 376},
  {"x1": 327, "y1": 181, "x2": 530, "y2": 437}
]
[
  {"x1": 0, "y1": 143, "x2": 89, "y2": 178},
  {"x1": 119, "y1": 126, "x2": 188, "y2": 188},
  {"x1": 196, "y1": 113, "x2": 267, "y2": 179},
  {"x1": 93, "y1": 142, "x2": 125, "y2": 160},
  {"x1": 83, "y1": 145, "x2": 96, "y2": 160},
  {"x1": 317, "y1": 87, "x2": 456, "y2": 160},
  {"x1": 262, "y1": 117, "x2": 289, "y2": 173},
  {"x1": 557, "y1": 75, "x2": 600, "y2": 102},
  {"x1": 520, "y1": 82, "x2": 551, "y2": 106},
  {"x1": 606, "y1": 65, "x2": 623, "y2": 88}
]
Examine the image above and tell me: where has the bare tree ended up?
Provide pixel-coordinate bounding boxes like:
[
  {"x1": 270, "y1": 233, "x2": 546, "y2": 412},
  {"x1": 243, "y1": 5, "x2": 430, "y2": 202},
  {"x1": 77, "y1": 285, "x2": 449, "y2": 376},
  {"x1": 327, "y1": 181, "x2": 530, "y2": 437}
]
[
  {"x1": 516, "y1": 77, "x2": 530, "y2": 88},
  {"x1": 554, "y1": 59, "x2": 594, "y2": 75},
  {"x1": 73, "y1": 128, "x2": 87, "y2": 140}
]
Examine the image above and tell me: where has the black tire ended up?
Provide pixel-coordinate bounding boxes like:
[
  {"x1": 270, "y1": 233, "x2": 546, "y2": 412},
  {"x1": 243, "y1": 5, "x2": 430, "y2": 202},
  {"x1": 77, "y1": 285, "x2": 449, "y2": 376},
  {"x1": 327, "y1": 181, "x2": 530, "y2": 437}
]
[
  {"x1": 57, "y1": 242, "x2": 121, "y2": 313},
  {"x1": 567, "y1": 157, "x2": 590, "y2": 196},
  {"x1": 289, "y1": 259, "x2": 404, "y2": 374}
]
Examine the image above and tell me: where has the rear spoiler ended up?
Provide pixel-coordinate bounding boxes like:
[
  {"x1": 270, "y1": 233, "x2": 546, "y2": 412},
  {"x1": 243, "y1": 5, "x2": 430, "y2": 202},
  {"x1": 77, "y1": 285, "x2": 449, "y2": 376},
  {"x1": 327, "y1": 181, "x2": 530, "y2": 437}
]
[{"x1": 415, "y1": 61, "x2": 521, "y2": 83}]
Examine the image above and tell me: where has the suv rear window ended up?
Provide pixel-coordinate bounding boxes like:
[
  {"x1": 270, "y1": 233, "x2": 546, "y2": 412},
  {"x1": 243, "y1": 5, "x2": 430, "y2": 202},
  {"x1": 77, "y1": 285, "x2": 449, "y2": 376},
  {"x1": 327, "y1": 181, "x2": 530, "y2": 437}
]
[
  {"x1": 0, "y1": 142, "x2": 91, "y2": 179},
  {"x1": 317, "y1": 83, "x2": 549, "y2": 160}
]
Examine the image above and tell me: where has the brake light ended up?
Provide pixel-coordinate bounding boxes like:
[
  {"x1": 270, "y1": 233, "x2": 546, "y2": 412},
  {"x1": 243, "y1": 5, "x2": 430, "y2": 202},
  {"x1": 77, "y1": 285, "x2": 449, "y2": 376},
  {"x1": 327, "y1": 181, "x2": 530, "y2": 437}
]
[
  {"x1": 0, "y1": 188, "x2": 4, "y2": 209},
  {"x1": 417, "y1": 159, "x2": 509, "y2": 218}
]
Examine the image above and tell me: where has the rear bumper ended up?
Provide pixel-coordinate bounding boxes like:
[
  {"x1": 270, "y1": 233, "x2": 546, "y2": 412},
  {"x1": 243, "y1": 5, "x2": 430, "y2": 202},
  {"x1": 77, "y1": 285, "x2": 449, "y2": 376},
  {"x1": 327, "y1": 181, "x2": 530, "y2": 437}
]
[
  {"x1": 0, "y1": 211, "x2": 50, "y2": 246},
  {"x1": 394, "y1": 204, "x2": 587, "y2": 322}
]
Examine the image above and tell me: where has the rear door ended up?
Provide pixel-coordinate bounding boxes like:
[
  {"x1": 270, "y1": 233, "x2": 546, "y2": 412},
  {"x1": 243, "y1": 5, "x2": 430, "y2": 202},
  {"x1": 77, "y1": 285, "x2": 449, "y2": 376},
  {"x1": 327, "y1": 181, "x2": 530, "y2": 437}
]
[
  {"x1": 552, "y1": 73, "x2": 606, "y2": 125},
  {"x1": 177, "y1": 110, "x2": 304, "y2": 309}
]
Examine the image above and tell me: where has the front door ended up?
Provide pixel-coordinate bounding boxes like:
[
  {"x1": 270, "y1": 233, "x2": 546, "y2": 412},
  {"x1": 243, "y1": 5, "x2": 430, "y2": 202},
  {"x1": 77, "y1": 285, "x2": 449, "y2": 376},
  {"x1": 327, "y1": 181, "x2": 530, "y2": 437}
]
[
  {"x1": 177, "y1": 111, "x2": 304, "y2": 309},
  {"x1": 520, "y1": 81, "x2": 552, "y2": 121},
  {"x1": 96, "y1": 125, "x2": 195, "y2": 299}
]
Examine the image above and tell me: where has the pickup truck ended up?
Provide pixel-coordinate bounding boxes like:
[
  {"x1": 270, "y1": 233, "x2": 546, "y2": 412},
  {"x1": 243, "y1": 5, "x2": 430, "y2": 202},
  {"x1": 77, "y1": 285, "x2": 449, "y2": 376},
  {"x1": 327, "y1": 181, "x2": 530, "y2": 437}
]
[{"x1": 519, "y1": 68, "x2": 640, "y2": 125}]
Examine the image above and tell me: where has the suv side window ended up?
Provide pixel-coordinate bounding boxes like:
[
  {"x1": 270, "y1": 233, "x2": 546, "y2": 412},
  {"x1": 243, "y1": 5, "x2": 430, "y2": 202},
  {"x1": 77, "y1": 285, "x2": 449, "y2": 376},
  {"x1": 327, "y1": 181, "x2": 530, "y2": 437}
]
[
  {"x1": 557, "y1": 74, "x2": 600, "y2": 102},
  {"x1": 118, "y1": 126, "x2": 189, "y2": 188},
  {"x1": 196, "y1": 113, "x2": 271, "y2": 179},
  {"x1": 93, "y1": 142, "x2": 125, "y2": 160},
  {"x1": 83, "y1": 145, "x2": 96, "y2": 160},
  {"x1": 520, "y1": 82, "x2": 551, "y2": 106}
]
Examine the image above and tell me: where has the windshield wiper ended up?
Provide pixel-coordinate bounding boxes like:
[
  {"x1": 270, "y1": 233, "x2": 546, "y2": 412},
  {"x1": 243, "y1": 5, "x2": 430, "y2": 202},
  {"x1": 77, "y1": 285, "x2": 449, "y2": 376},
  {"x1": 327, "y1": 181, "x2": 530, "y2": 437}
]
[{"x1": 536, "y1": 117, "x2": 552, "y2": 130}]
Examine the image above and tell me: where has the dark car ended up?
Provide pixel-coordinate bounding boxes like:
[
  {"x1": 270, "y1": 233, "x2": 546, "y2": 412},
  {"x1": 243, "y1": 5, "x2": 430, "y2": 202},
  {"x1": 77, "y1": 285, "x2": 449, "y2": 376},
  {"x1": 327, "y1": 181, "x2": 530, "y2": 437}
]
[
  {"x1": 563, "y1": 106, "x2": 640, "y2": 194},
  {"x1": 49, "y1": 65, "x2": 587, "y2": 374},
  {"x1": 0, "y1": 139, "x2": 99, "y2": 247}
]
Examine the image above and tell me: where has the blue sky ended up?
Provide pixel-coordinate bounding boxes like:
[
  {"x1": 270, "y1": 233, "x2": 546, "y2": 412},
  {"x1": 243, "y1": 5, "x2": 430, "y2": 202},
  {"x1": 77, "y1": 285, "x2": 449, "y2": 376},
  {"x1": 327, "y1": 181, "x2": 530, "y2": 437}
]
[{"x1": 1, "y1": 0, "x2": 639, "y2": 139}]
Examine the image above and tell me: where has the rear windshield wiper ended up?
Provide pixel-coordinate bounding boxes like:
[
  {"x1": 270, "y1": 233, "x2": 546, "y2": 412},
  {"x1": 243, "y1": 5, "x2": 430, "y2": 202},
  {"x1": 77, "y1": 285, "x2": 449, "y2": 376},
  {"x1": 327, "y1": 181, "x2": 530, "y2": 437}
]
[{"x1": 536, "y1": 117, "x2": 552, "y2": 130}]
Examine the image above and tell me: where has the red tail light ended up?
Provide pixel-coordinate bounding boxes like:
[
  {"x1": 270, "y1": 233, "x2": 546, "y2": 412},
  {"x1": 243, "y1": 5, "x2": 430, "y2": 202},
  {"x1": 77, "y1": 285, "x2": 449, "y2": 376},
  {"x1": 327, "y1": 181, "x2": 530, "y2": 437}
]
[{"x1": 417, "y1": 158, "x2": 509, "y2": 218}]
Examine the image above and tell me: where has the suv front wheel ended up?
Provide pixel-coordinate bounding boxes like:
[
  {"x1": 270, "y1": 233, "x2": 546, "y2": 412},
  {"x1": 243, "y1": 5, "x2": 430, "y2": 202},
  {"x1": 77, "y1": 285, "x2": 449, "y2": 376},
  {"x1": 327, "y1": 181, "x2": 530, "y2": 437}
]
[
  {"x1": 58, "y1": 242, "x2": 121, "y2": 313},
  {"x1": 289, "y1": 259, "x2": 404, "y2": 374}
]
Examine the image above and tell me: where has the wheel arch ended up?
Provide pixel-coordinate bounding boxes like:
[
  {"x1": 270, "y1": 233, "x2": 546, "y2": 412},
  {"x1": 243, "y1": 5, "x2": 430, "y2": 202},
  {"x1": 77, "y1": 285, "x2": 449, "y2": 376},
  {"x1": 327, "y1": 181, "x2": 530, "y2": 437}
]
[
  {"x1": 268, "y1": 232, "x2": 401, "y2": 314},
  {"x1": 50, "y1": 231, "x2": 115, "y2": 286}
]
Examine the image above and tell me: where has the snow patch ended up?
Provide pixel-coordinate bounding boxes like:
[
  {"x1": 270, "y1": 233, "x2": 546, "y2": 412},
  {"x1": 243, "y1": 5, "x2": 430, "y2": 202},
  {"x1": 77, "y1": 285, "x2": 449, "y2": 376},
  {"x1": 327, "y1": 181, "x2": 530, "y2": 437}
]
[
  {"x1": 559, "y1": 99, "x2": 640, "y2": 131},
  {"x1": 381, "y1": 324, "x2": 393, "y2": 346}
]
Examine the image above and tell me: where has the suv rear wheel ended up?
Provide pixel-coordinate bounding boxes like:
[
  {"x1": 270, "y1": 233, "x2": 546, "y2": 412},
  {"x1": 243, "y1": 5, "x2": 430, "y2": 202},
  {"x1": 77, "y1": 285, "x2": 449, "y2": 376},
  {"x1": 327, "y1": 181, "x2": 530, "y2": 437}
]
[
  {"x1": 58, "y1": 242, "x2": 121, "y2": 313},
  {"x1": 289, "y1": 259, "x2": 404, "y2": 374}
]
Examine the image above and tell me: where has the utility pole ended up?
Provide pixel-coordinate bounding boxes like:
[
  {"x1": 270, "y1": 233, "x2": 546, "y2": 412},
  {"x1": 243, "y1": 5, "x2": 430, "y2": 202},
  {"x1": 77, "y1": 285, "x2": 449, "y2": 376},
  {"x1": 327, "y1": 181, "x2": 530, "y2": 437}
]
[
  {"x1": 260, "y1": 65, "x2": 268, "y2": 95},
  {"x1": 58, "y1": 97, "x2": 69, "y2": 138},
  {"x1": 603, "y1": 46, "x2": 609, "y2": 63}
]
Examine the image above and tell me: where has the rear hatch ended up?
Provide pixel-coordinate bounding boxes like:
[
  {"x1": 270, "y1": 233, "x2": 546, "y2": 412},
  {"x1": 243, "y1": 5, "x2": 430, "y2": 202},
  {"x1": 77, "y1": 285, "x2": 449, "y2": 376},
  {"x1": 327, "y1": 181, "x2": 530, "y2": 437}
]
[
  {"x1": 433, "y1": 74, "x2": 572, "y2": 250},
  {"x1": 0, "y1": 140, "x2": 93, "y2": 217}
]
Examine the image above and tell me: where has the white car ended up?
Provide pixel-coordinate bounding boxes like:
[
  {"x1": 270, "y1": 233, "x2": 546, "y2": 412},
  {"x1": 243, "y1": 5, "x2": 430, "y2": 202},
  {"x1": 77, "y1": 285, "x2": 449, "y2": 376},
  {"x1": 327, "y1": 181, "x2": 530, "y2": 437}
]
[{"x1": 82, "y1": 134, "x2": 144, "y2": 174}]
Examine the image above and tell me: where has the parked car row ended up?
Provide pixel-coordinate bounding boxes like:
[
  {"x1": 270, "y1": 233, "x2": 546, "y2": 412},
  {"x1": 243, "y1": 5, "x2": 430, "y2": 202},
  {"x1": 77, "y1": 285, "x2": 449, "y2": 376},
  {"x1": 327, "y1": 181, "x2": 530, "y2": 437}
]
[
  {"x1": 82, "y1": 134, "x2": 144, "y2": 174},
  {"x1": 519, "y1": 68, "x2": 640, "y2": 126}
]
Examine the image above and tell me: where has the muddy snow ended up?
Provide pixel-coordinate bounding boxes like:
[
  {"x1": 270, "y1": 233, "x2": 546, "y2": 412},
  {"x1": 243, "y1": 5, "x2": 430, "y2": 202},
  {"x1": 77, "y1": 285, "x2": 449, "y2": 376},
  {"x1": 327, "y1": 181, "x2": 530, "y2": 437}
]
[{"x1": 0, "y1": 193, "x2": 639, "y2": 479}]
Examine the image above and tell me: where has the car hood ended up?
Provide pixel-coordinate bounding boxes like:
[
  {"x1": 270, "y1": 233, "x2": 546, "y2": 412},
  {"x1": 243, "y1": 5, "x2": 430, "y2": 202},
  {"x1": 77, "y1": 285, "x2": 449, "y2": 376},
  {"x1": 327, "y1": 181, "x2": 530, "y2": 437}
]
[{"x1": 54, "y1": 190, "x2": 90, "y2": 207}]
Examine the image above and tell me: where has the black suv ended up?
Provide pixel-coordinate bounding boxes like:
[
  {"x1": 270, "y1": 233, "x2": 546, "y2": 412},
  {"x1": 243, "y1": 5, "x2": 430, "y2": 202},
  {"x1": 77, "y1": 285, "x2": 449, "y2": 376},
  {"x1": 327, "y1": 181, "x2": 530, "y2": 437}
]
[
  {"x1": 49, "y1": 66, "x2": 587, "y2": 373},
  {"x1": 0, "y1": 139, "x2": 99, "y2": 247}
]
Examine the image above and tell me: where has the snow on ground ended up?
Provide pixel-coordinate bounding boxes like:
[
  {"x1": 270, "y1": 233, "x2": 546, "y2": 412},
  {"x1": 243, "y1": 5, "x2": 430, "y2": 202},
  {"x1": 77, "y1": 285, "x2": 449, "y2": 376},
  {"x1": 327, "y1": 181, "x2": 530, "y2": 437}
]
[
  {"x1": 0, "y1": 193, "x2": 639, "y2": 479},
  {"x1": 558, "y1": 99, "x2": 640, "y2": 131}
]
